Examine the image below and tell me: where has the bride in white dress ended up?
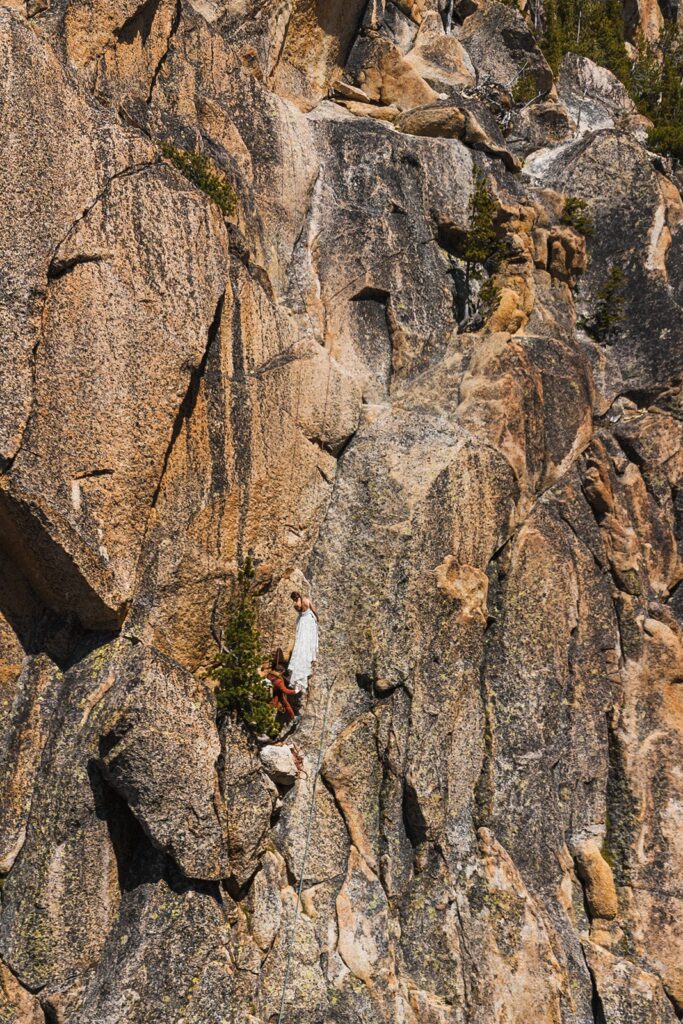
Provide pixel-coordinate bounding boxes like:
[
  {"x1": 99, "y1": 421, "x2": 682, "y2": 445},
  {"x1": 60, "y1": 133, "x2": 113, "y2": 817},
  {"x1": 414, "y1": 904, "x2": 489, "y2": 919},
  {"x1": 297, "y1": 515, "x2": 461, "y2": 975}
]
[{"x1": 287, "y1": 592, "x2": 319, "y2": 694}]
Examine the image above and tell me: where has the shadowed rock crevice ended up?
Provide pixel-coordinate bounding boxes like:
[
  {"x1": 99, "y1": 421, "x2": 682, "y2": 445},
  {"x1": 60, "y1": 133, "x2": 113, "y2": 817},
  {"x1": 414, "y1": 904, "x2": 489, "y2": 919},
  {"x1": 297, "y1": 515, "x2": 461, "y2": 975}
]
[
  {"x1": 401, "y1": 780, "x2": 429, "y2": 850},
  {"x1": 150, "y1": 290, "x2": 226, "y2": 510},
  {"x1": 0, "y1": 493, "x2": 126, "y2": 633},
  {"x1": 47, "y1": 255, "x2": 104, "y2": 280},
  {"x1": 145, "y1": 0, "x2": 182, "y2": 103},
  {"x1": 587, "y1": 963, "x2": 608, "y2": 1024},
  {"x1": 0, "y1": 546, "x2": 116, "y2": 668},
  {"x1": 88, "y1": 762, "x2": 162, "y2": 893},
  {"x1": 115, "y1": 0, "x2": 163, "y2": 45},
  {"x1": 349, "y1": 287, "x2": 395, "y2": 395}
]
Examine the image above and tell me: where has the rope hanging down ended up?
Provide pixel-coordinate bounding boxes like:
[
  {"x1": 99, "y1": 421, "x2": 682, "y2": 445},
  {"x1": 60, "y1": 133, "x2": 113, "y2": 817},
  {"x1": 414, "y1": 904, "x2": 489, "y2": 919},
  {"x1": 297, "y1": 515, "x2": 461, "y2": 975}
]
[
  {"x1": 276, "y1": 676, "x2": 336, "y2": 1024},
  {"x1": 284, "y1": 314, "x2": 335, "y2": 542}
]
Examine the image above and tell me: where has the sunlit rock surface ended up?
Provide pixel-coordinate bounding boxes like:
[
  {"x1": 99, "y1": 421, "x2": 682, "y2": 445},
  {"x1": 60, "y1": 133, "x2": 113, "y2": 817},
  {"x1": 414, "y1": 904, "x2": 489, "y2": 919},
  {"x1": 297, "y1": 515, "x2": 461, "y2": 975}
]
[{"x1": 0, "y1": 0, "x2": 681, "y2": 1021}]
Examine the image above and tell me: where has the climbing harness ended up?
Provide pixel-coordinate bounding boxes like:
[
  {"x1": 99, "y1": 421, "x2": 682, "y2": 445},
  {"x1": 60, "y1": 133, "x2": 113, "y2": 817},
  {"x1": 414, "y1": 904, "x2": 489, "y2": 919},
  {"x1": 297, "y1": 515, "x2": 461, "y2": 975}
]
[{"x1": 275, "y1": 676, "x2": 336, "y2": 1024}]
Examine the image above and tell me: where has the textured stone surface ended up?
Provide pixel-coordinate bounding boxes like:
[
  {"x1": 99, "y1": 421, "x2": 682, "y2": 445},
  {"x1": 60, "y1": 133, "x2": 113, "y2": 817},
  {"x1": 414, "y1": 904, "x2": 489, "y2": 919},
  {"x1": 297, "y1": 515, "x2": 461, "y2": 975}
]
[
  {"x1": 0, "y1": 0, "x2": 682, "y2": 1020},
  {"x1": 259, "y1": 743, "x2": 298, "y2": 785},
  {"x1": 0, "y1": 640, "x2": 229, "y2": 998},
  {"x1": 558, "y1": 53, "x2": 648, "y2": 139},
  {"x1": 0, "y1": 960, "x2": 43, "y2": 1024},
  {"x1": 1, "y1": 160, "x2": 229, "y2": 630},
  {"x1": 0, "y1": 8, "x2": 149, "y2": 467},
  {"x1": 220, "y1": 724, "x2": 277, "y2": 887},
  {"x1": 456, "y1": 0, "x2": 554, "y2": 95}
]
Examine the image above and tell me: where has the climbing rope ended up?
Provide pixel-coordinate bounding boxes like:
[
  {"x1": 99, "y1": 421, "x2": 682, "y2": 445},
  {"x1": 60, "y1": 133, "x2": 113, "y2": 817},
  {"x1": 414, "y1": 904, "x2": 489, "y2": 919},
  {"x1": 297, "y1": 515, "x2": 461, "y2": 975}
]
[
  {"x1": 276, "y1": 675, "x2": 336, "y2": 1024},
  {"x1": 262, "y1": 302, "x2": 333, "y2": 657},
  {"x1": 286, "y1": 348, "x2": 306, "y2": 502}
]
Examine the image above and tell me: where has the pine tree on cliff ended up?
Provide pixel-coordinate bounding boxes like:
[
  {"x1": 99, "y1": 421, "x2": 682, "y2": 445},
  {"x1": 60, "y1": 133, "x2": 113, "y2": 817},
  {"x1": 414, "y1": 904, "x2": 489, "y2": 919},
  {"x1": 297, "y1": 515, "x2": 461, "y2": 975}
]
[
  {"x1": 461, "y1": 168, "x2": 505, "y2": 319},
  {"x1": 581, "y1": 265, "x2": 626, "y2": 344},
  {"x1": 210, "y1": 558, "x2": 278, "y2": 738}
]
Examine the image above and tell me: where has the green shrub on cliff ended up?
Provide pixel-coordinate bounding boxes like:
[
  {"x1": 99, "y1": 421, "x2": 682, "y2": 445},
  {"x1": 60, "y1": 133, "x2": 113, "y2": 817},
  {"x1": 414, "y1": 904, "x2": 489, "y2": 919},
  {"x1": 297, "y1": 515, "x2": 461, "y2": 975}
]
[
  {"x1": 646, "y1": 123, "x2": 683, "y2": 160},
  {"x1": 160, "y1": 142, "x2": 236, "y2": 218},
  {"x1": 512, "y1": 72, "x2": 539, "y2": 104},
  {"x1": 210, "y1": 559, "x2": 278, "y2": 738},
  {"x1": 593, "y1": 265, "x2": 626, "y2": 342},
  {"x1": 462, "y1": 169, "x2": 505, "y2": 290},
  {"x1": 581, "y1": 265, "x2": 626, "y2": 343},
  {"x1": 561, "y1": 197, "x2": 594, "y2": 236}
]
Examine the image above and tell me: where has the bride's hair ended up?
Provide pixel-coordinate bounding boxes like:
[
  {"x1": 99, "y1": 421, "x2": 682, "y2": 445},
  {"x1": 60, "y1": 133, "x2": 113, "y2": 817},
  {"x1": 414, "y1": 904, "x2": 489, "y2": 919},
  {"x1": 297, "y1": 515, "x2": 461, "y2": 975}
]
[{"x1": 290, "y1": 591, "x2": 318, "y2": 620}]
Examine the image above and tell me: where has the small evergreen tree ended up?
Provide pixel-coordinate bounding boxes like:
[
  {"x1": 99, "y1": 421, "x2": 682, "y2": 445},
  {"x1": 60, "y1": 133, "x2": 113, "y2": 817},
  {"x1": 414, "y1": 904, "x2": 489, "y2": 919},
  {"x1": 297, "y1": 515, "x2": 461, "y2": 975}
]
[
  {"x1": 587, "y1": 266, "x2": 627, "y2": 343},
  {"x1": 512, "y1": 72, "x2": 539, "y2": 104},
  {"x1": 561, "y1": 196, "x2": 595, "y2": 236},
  {"x1": 597, "y1": 0, "x2": 632, "y2": 85},
  {"x1": 541, "y1": 0, "x2": 630, "y2": 84},
  {"x1": 462, "y1": 168, "x2": 506, "y2": 295},
  {"x1": 210, "y1": 559, "x2": 279, "y2": 738},
  {"x1": 542, "y1": 0, "x2": 565, "y2": 75},
  {"x1": 647, "y1": 123, "x2": 683, "y2": 160}
]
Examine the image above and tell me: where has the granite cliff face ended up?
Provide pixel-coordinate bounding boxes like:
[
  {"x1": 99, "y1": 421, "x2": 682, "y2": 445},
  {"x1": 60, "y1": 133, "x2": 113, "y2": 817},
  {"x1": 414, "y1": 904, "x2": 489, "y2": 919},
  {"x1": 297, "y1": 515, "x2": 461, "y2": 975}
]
[{"x1": 1, "y1": 1, "x2": 682, "y2": 1022}]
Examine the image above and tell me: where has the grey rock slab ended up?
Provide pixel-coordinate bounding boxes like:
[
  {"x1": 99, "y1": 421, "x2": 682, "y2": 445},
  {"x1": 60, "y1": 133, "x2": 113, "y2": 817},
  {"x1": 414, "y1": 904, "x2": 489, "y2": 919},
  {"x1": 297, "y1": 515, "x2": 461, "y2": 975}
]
[
  {"x1": 525, "y1": 130, "x2": 683, "y2": 395},
  {"x1": 220, "y1": 723, "x2": 277, "y2": 887},
  {"x1": 259, "y1": 743, "x2": 299, "y2": 785},
  {"x1": 558, "y1": 52, "x2": 645, "y2": 139},
  {"x1": 0, "y1": 639, "x2": 229, "y2": 994}
]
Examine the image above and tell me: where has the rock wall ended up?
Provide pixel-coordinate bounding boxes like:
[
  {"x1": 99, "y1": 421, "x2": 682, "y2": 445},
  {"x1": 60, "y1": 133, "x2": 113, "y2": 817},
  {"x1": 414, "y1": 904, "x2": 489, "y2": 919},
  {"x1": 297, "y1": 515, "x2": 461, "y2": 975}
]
[{"x1": 0, "y1": 0, "x2": 682, "y2": 1022}]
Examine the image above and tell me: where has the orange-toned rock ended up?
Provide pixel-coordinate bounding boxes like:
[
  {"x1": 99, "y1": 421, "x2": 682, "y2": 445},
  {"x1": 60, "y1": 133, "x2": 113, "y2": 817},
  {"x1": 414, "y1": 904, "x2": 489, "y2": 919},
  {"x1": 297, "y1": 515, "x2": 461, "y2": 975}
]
[
  {"x1": 0, "y1": 0, "x2": 682, "y2": 1020},
  {"x1": 573, "y1": 838, "x2": 618, "y2": 920}
]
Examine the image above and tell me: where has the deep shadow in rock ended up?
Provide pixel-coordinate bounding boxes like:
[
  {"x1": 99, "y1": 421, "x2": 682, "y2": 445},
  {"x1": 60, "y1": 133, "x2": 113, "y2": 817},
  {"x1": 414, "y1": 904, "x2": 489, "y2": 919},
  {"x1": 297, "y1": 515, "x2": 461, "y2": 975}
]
[
  {"x1": 402, "y1": 780, "x2": 429, "y2": 849},
  {"x1": 88, "y1": 761, "x2": 164, "y2": 894},
  {"x1": 0, "y1": 490, "x2": 123, "y2": 634},
  {"x1": 349, "y1": 288, "x2": 393, "y2": 396},
  {"x1": 0, "y1": 545, "x2": 117, "y2": 670},
  {"x1": 88, "y1": 761, "x2": 224, "y2": 903}
]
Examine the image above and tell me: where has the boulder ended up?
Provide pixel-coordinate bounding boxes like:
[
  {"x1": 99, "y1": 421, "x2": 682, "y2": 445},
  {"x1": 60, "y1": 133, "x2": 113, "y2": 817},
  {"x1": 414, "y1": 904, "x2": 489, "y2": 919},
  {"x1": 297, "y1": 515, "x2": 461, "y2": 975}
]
[
  {"x1": 403, "y1": 11, "x2": 476, "y2": 90},
  {"x1": 339, "y1": 99, "x2": 401, "y2": 121},
  {"x1": 344, "y1": 33, "x2": 440, "y2": 110},
  {"x1": 260, "y1": 744, "x2": 299, "y2": 785},
  {"x1": 558, "y1": 53, "x2": 650, "y2": 140},
  {"x1": 0, "y1": 639, "x2": 229, "y2": 995},
  {"x1": 573, "y1": 838, "x2": 618, "y2": 920},
  {"x1": 93, "y1": 643, "x2": 230, "y2": 880},
  {"x1": 457, "y1": 0, "x2": 554, "y2": 95},
  {"x1": 395, "y1": 101, "x2": 466, "y2": 137}
]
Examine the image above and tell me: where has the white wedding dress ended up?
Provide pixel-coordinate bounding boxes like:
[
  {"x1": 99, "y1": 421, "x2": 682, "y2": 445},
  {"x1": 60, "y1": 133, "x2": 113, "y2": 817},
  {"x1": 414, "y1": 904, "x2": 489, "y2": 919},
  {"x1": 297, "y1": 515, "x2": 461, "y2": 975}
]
[{"x1": 288, "y1": 609, "x2": 319, "y2": 693}]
